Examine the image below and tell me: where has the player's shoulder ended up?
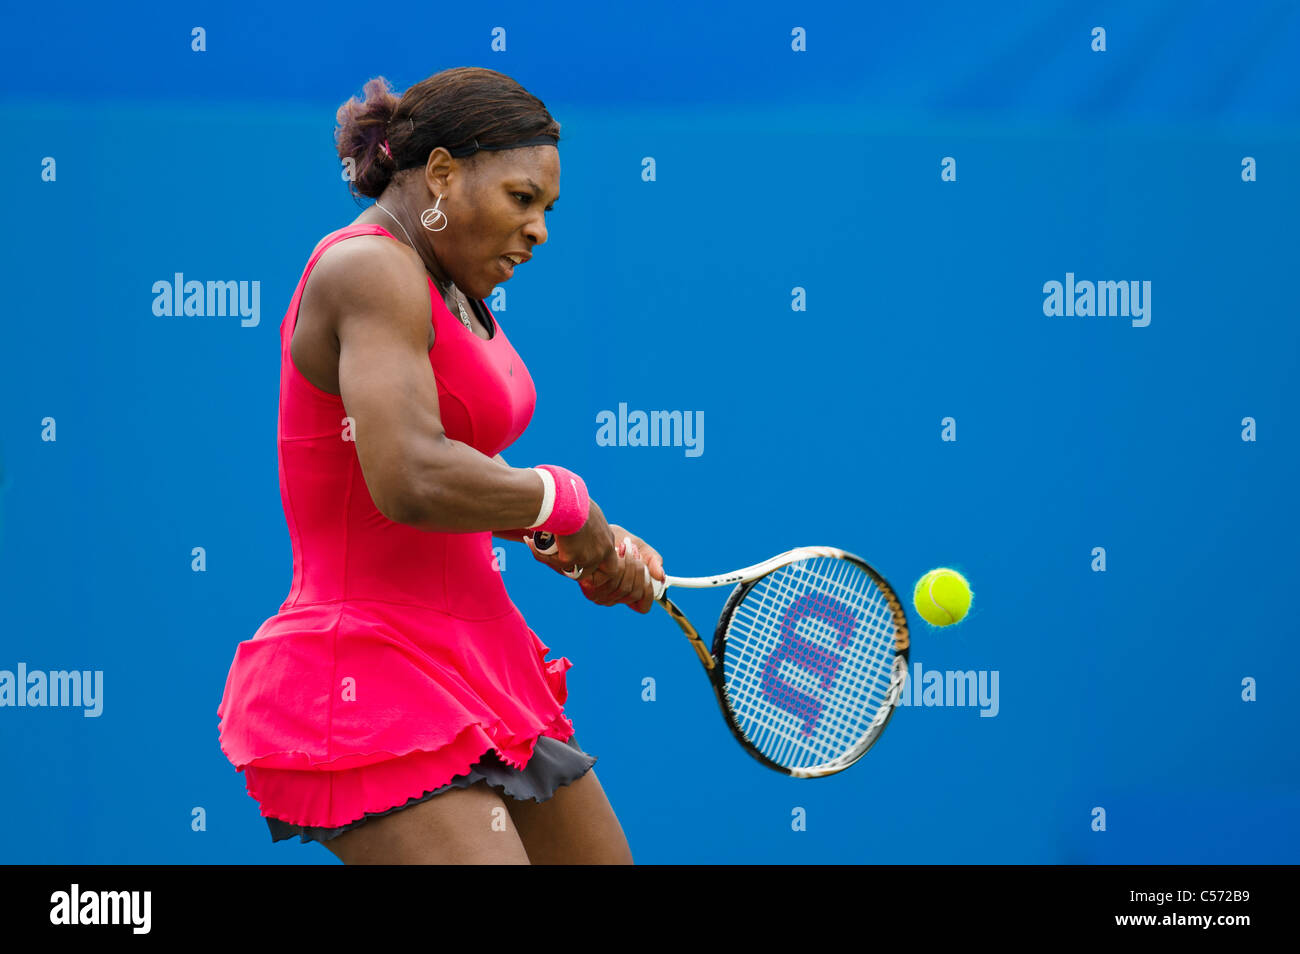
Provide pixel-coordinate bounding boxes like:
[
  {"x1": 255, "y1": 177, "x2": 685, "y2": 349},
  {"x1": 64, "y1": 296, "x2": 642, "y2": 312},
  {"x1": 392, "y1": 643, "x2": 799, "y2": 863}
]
[
  {"x1": 310, "y1": 231, "x2": 430, "y2": 321},
  {"x1": 312, "y1": 231, "x2": 422, "y2": 297}
]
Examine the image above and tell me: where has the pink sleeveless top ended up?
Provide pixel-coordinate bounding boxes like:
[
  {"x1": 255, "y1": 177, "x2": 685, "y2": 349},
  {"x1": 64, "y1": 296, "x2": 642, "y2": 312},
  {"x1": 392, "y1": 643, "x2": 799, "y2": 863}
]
[{"x1": 216, "y1": 224, "x2": 575, "y2": 829}]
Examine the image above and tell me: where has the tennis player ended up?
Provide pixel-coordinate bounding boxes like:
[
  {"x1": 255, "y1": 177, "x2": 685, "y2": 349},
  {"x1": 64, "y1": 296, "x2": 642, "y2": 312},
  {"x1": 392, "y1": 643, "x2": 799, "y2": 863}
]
[{"x1": 216, "y1": 67, "x2": 665, "y2": 865}]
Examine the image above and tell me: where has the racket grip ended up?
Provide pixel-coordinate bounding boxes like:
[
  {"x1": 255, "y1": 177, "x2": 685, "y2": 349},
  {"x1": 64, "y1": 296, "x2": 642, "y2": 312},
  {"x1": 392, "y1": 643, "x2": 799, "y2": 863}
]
[
  {"x1": 529, "y1": 530, "x2": 667, "y2": 598},
  {"x1": 528, "y1": 530, "x2": 579, "y2": 579},
  {"x1": 530, "y1": 530, "x2": 559, "y2": 554}
]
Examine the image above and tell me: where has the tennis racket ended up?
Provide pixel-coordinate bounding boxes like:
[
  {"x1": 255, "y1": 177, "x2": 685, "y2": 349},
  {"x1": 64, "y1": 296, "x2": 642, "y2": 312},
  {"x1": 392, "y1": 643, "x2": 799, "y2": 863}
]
[{"x1": 529, "y1": 531, "x2": 910, "y2": 778}]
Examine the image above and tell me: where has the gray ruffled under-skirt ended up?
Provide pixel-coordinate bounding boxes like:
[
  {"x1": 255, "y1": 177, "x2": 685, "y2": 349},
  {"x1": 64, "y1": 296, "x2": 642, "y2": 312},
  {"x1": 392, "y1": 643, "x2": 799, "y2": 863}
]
[{"x1": 265, "y1": 734, "x2": 597, "y2": 845}]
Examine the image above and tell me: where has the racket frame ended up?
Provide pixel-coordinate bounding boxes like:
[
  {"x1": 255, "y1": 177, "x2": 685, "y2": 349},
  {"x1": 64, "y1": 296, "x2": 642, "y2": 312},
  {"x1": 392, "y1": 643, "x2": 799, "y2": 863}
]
[{"x1": 680, "y1": 547, "x2": 911, "y2": 779}]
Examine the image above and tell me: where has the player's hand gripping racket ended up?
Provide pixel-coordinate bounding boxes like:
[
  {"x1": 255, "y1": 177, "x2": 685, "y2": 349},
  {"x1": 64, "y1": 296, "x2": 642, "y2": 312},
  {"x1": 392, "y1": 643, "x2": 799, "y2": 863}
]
[{"x1": 529, "y1": 531, "x2": 910, "y2": 778}]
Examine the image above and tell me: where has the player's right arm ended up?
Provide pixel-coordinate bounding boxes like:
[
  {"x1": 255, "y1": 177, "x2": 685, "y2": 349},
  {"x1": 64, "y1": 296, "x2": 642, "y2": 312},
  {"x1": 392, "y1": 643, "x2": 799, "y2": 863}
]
[
  {"x1": 316, "y1": 236, "x2": 546, "y2": 533},
  {"x1": 315, "y1": 235, "x2": 640, "y2": 596}
]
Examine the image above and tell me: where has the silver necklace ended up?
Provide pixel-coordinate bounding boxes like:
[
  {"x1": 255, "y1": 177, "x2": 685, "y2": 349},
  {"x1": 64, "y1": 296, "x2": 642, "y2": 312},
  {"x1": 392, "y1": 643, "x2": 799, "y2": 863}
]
[{"x1": 373, "y1": 201, "x2": 475, "y2": 332}]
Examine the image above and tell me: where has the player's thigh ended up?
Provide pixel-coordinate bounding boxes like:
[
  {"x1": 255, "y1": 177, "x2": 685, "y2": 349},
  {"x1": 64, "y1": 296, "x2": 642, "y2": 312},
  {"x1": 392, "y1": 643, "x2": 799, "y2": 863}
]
[
  {"x1": 505, "y1": 769, "x2": 633, "y2": 865},
  {"x1": 322, "y1": 779, "x2": 531, "y2": 865}
]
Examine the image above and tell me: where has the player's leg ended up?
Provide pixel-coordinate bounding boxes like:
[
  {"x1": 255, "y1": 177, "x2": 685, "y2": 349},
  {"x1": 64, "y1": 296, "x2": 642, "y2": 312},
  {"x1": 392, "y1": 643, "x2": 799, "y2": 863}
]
[
  {"x1": 505, "y1": 769, "x2": 633, "y2": 865},
  {"x1": 321, "y1": 779, "x2": 532, "y2": 864}
]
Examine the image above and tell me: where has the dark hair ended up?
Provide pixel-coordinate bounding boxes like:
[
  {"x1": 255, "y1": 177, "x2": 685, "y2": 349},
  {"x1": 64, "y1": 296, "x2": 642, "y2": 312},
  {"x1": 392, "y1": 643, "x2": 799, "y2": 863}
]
[{"x1": 335, "y1": 67, "x2": 561, "y2": 201}]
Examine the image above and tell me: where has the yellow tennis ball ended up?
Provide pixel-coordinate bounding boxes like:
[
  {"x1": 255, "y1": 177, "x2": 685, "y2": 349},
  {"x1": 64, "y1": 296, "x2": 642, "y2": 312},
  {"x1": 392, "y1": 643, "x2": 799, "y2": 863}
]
[{"x1": 913, "y1": 568, "x2": 972, "y2": 626}]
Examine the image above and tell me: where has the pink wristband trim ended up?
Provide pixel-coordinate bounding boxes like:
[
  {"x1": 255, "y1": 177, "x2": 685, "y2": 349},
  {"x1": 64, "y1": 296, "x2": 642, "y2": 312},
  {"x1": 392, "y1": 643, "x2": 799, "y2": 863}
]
[{"x1": 532, "y1": 464, "x2": 589, "y2": 535}]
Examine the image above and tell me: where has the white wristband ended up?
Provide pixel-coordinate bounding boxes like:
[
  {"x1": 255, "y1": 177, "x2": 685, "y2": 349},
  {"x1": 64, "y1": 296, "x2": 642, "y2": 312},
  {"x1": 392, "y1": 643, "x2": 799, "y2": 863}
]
[{"x1": 526, "y1": 466, "x2": 556, "y2": 529}]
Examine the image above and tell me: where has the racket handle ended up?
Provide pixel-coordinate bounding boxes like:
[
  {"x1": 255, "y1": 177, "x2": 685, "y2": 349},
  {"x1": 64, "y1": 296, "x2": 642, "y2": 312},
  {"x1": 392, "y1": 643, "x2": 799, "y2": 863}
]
[
  {"x1": 528, "y1": 530, "x2": 578, "y2": 579},
  {"x1": 528, "y1": 530, "x2": 667, "y2": 598},
  {"x1": 530, "y1": 530, "x2": 559, "y2": 554}
]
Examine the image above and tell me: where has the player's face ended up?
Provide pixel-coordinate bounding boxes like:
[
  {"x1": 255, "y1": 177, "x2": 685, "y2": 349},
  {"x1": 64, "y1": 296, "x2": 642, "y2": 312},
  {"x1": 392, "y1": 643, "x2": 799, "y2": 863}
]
[{"x1": 443, "y1": 146, "x2": 559, "y2": 301}]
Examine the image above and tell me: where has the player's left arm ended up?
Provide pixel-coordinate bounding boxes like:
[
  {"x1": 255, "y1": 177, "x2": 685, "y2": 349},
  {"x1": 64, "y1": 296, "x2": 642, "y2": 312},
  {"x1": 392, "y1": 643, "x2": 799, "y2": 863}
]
[{"x1": 490, "y1": 453, "x2": 530, "y2": 542}]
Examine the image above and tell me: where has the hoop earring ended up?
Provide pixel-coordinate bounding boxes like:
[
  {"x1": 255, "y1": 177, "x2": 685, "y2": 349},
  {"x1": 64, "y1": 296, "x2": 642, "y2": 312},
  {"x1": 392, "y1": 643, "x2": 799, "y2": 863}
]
[{"x1": 421, "y1": 194, "x2": 449, "y2": 232}]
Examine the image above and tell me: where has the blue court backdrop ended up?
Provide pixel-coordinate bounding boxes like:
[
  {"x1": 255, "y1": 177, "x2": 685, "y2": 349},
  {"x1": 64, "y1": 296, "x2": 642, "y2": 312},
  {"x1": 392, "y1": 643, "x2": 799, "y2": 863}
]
[{"x1": 1, "y1": 0, "x2": 1298, "y2": 864}]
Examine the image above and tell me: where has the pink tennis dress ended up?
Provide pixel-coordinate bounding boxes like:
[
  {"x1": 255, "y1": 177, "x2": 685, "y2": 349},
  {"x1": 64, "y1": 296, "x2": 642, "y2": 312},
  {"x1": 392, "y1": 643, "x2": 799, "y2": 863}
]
[{"x1": 217, "y1": 223, "x2": 578, "y2": 832}]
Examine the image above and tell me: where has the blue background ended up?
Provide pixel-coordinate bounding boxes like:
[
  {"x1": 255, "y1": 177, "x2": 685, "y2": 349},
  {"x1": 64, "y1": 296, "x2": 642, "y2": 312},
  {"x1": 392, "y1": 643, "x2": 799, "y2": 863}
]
[{"x1": 1, "y1": 0, "x2": 1297, "y2": 863}]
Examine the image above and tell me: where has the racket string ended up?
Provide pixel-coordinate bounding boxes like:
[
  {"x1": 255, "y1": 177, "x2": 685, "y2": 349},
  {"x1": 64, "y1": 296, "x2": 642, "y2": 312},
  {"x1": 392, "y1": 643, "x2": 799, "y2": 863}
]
[{"x1": 723, "y1": 556, "x2": 904, "y2": 771}]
